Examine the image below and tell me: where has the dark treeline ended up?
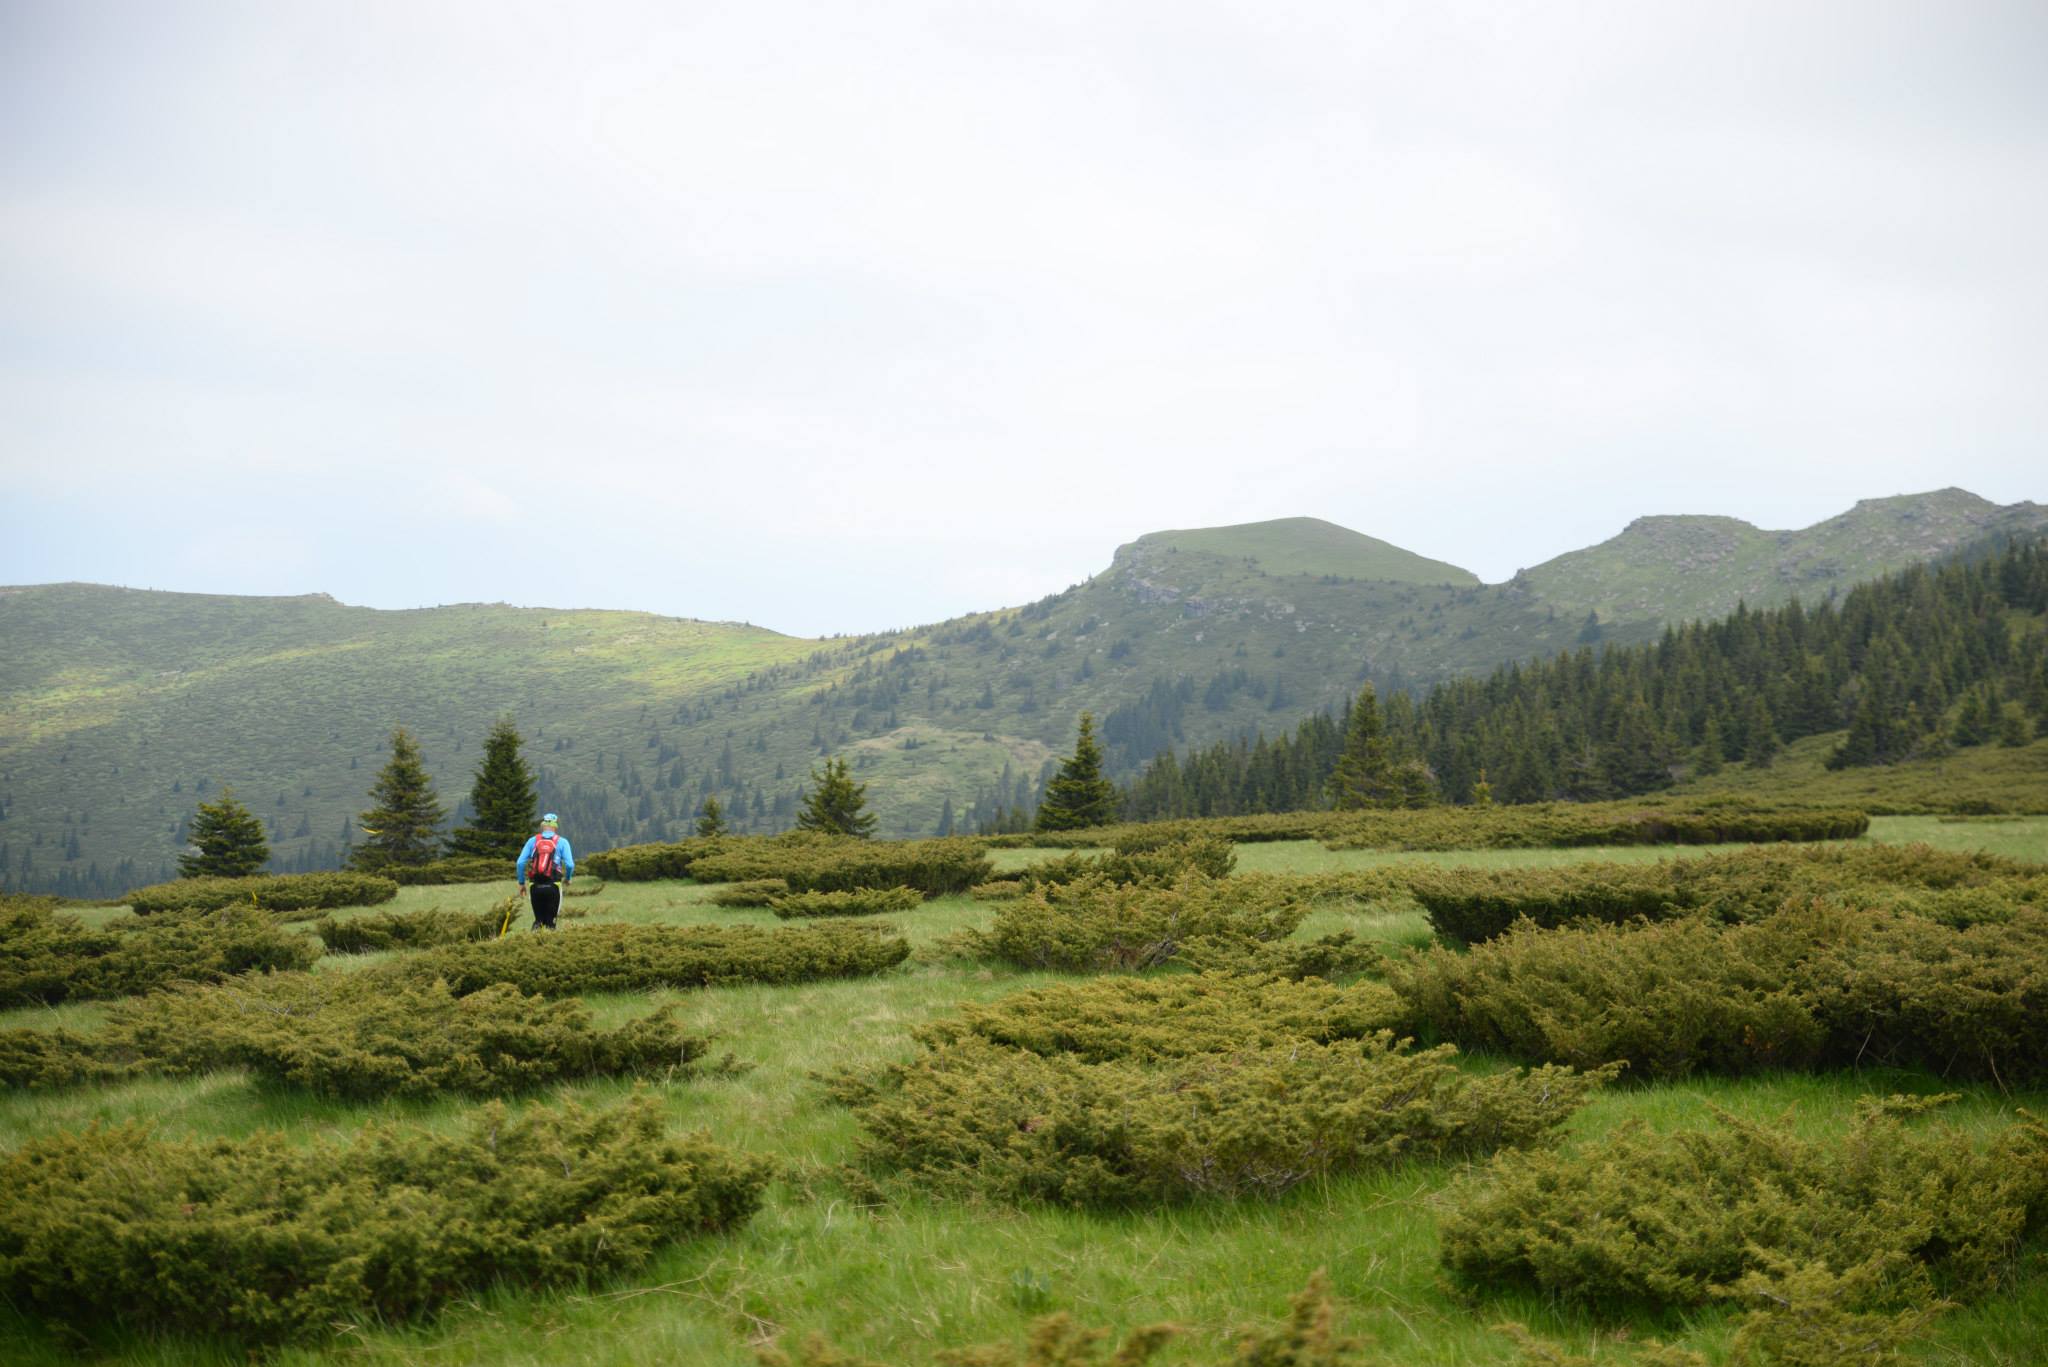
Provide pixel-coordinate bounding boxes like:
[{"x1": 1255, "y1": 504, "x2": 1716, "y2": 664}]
[{"x1": 1124, "y1": 537, "x2": 2048, "y2": 819}]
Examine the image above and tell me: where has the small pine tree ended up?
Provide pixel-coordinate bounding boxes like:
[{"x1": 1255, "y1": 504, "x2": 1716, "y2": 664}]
[
  {"x1": 1035, "y1": 713, "x2": 1119, "y2": 831},
  {"x1": 350, "y1": 728, "x2": 445, "y2": 870},
  {"x1": 1469, "y1": 768, "x2": 1494, "y2": 807},
  {"x1": 696, "y1": 796, "x2": 729, "y2": 837},
  {"x1": 1998, "y1": 702, "x2": 2034, "y2": 748},
  {"x1": 1329, "y1": 685, "x2": 1398, "y2": 809},
  {"x1": 445, "y1": 717, "x2": 537, "y2": 859},
  {"x1": 178, "y1": 787, "x2": 269, "y2": 877},
  {"x1": 796, "y1": 758, "x2": 875, "y2": 838},
  {"x1": 1694, "y1": 715, "x2": 1725, "y2": 777},
  {"x1": 1392, "y1": 759, "x2": 1439, "y2": 809}
]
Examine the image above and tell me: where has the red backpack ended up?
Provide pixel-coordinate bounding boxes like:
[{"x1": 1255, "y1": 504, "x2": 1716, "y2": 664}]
[{"x1": 531, "y1": 832, "x2": 559, "y2": 880}]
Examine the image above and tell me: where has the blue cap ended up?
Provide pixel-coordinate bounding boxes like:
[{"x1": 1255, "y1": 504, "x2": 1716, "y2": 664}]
[{"x1": 541, "y1": 813, "x2": 559, "y2": 826}]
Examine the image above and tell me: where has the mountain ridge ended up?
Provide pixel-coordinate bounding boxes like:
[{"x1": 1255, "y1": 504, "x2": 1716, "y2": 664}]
[{"x1": 3, "y1": 488, "x2": 2041, "y2": 894}]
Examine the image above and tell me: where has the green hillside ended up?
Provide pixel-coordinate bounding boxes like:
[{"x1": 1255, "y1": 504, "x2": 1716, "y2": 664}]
[
  {"x1": 1519, "y1": 487, "x2": 2047, "y2": 628},
  {"x1": 1125, "y1": 517, "x2": 1478, "y2": 586},
  {"x1": 2, "y1": 490, "x2": 2037, "y2": 894}
]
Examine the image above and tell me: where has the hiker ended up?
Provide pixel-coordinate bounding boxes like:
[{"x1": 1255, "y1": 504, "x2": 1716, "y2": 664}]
[{"x1": 515, "y1": 813, "x2": 574, "y2": 930}]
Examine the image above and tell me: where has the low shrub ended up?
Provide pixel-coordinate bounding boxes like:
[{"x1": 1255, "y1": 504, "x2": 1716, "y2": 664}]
[
  {"x1": 0, "y1": 1094, "x2": 771, "y2": 1344},
  {"x1": 582, "y1": 838, "x2": 720, "y2": 881},
  {"x1": 688, "y1": 833, "x2": 993, "y2": 896},
  {"x1": 1439, "y1": 1095, "x2": 2048, "y2": 1316},
  {"x1": 1012, "y1": 838, "x2": 1238, "y2": 891},
  {"x1": 1799, "y1": 907, "x2": 2048, "y2": 1085},
  {"x1": 1387, "y1": 913, "x2": 1828, "y2": 1079},
  {"x1": 1387, "y1": 905, "x2": 2048, "y2": 1085},
  {"x1": 980, "y1": 874, "x2": 1308, "y2": 972},
  {"x1": 381, "y1": 921, "x2": 911, "y2": 997},
  {"x1": 384, "y1": 856, "x2": 508, "y2": 885},
  {"x1": 711, "y1": 879, "x2": 790, "y2": 907},
  {"x1": 0, "y1": 904, "x2": 318, "y2": 1007},
  {"x1": 2, "y1": 974, "x2": 711, "y2": 1098},
  {"x1": 1410, "y1": 842, "x2": 2048, "y2": 944},
  {"x1": 115, "y1": 973, "x2": 707, "y2": 1098},
  {"x1": 969, "y1": 879, "x2": 1026, "y2": 900},
  {"x1": 1180, "y1": 930, "x2": 1389, "y2": 982},
  {"x1": 848, "y1": 1034, "x2": 1612, "y2": 1206},
  {"x1": 1002, "y1": 812, "x2": 1355, "y2": 849},
  {"x1": 910, "y1": 974, "x2": 1406, "y2": 1065},
  {"x1": 127, "y1": 871, "x2": 398, "y2": 915},
  {"x1": 1004, "y1": 800, "x2": 1868, "y2": 853},
  {"x1": 0, "y1": 1027, "x2": 123, "y2": 1090},
  {"x1": 1321, "y1": 802, "x2": 1870, "y2": 852},
  {"x1": 771, "y1": 886, "x2": 926, "y2": 919},
  {"x1": 313, "y1": 904, "x2": 503, "y2": 953}
]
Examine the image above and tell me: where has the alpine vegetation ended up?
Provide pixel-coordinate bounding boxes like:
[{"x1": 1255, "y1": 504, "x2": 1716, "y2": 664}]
[{"x1": 0, "y1": 1095, "x2": 771, "y2": 1344}]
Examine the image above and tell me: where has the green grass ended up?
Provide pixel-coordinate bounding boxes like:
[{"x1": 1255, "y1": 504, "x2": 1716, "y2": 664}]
[{"x1": 3, "y1": 832, "x2": 2046, "y2": 1364}]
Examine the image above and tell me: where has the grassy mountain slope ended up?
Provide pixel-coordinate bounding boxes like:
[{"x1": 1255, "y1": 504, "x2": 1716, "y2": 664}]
[
  {"x1": 3, "y1": 490, "x2": 2036, "y2": 892},
  {"x1": 1520, "y1": 487, "x2": 2048, "y2": 628},
  {"x1": 1126, "y1": 517, "x2": 1479, "y2": 586}
]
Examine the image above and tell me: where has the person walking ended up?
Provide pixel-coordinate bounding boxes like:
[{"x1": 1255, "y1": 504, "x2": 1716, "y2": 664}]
[{"x1": 515, "y1": 813, "x2": 574, "y2": 930}]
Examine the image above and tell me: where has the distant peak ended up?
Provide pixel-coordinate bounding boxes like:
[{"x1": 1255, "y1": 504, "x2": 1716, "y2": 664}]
[{"x1": 1118, "y1": 516, "x2": 1479, "y2": 587}]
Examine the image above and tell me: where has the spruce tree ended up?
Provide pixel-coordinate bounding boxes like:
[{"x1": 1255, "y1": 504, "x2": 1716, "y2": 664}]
[
  {"x1": 1035, "y1": 713, "x2": 1119, "y2": 831},
  {"x1": 696, "y1": 796, "x2": 728, "y2": 837},
  {"x1": 795, "y1": 758, "x2": 875, "y2": 837},
  {"x1": 1392, "y1": 759, "x2": 1439, "y2": 809},
  {"x1": 1329, "y1": 685, "x2": 1398, "y2": 809},
  {"x1": 178, "y1": 788, "x2": 269, "y2": 877},
  {"x1": 445, "y1": 717, "x2": 537, "y2": 859},
  {"x1": 1999, "y1": 702, "x2": 2035, "y2": 747},
  {"x1": 349, "y1": 728, "x2": 445, "y2": 870}
]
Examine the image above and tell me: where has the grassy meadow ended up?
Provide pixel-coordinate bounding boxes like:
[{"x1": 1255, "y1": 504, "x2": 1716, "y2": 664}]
[{"x1": 2, "y1": 815, "x2": 2045, "y2": 1364}]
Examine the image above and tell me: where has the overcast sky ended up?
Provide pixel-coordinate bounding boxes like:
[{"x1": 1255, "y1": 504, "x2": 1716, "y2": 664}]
[{"x1": 3, "y1": 1, "x2": 2043, "y2": 636}]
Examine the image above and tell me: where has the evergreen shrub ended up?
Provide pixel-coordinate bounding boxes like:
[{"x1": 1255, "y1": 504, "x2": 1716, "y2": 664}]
[
  {"x1": 1006, "y1": 800, "x2": 1868, "y2": 853},
  {"x1": 1179, "y1": 929, "x2": 1389, "y2": 981},
  {"x1": 909, "y1": 974, "x2": 1405, "y2": 1065},
  {"x1": 980, "y1": 874, "x2": 1307, "y2": 972},
  {"x1": 1439, "y1": 1096, "x2": 2048, "y2": 1315},
  {"x1": 770, "y1": 886, "x2": 925, "y2": 918},
  {"x1": 110, "y1": 974, "x2": 707, "y2": 1098},
  {"x1": 0, "y1": 1095, "x2": 770, "y2": 1344},
  {"x1": 1410, "y1": 842, "x2": 2048, "y2": 944},
  {"x1": 381, "y1": 921, "x2": 910, "y2": 997},
  {"x1": 589, "y1": 833, "x2": 994, "y2": 894},
  {"x1": 385, "y1": 856, "x2": 507, "y2": 885},
  {"x1": 710, "y1": 879, "x2": 790, "y2": 907},
  {"x1": 127, "y1": 871, "x2": 398, "y2": 915},
  {"x1": 1387, "y1": 905, "x2": 2048, "y2": 1084},
  {"x1": 583, "y1": 838, "x2": 714, "y2": 881},
  {"x1": 313, "y1": 904, "x2": 504, "y2": 953},
  {"x1": 688, "y1": 834, "x2": 993, "y2": 896},
  {"x1": 1013, "y1": 838, "x2": 1237, "y2": 891},
  {"x1": 4, "y1": 974, "x2": 709, "y2": 1097},
  {"x1": 848, "y1": 1035, "x2": 1612, "y2": 1207},
  {"x1": 0, "y1": 904, "x2": 318, "y2": 1007},
  {"x1": 1387, "y1": 913, "x2": 1828, "y2": 1079}
]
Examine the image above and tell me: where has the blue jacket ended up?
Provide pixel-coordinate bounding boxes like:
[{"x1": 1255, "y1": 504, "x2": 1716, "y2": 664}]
[{"x1": 516, "y1": 831, "x2": 574, "y2": 886}]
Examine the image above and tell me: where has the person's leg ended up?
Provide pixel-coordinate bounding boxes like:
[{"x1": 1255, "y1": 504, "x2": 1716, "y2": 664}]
[{"x1": 533, "y1": 881, "x2": 561, "y2": 929}]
